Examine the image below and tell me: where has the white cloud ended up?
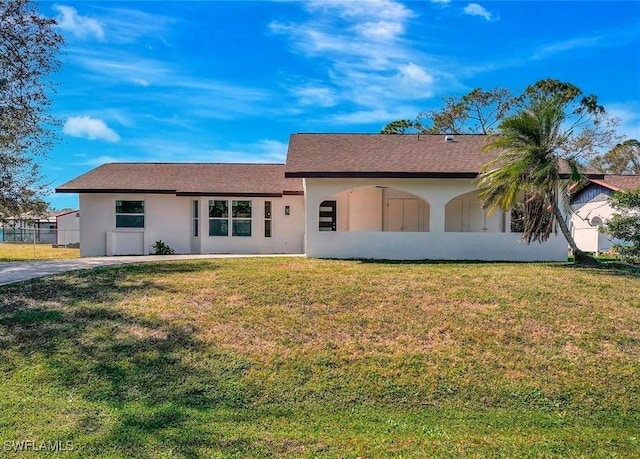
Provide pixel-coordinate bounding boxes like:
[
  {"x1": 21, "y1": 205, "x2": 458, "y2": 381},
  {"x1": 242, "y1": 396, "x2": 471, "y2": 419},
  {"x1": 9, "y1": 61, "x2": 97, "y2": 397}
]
[
  {"x1": 54, "y1": 5, "x2": 105, "y2": 40},
  {"x1": 398, "y1": 63, "x2": 434, "y2": 86},
  {"x1": 294, "y1": 86, "x2": 337, "y2": 107},
  {"x1": 132, "y1": 79, "x2": 151, "y2": 87},
  {"x1": 431, "y1": 0, "x2": 451, "y2": 3},
  {"x1": 64, "y1": 116, "x2": 120, "y2": 142},
  {"x1": 120, "y1": 138, "x2": 289, "y2": 164},
  {"x1": 270, "y1": 0, "x2": 447, "y2": 114},
  {"x1": 331, "y1": 106, "x2": 421, "y2": 125},
  {"x1": 92, "y1": 6, "x2": 177, "y2": 44},
  {"x1": 606, "y1": 104, "x2": 640, "y2": 140},
  {"x1": 463, "y1": 3, "x2": 496, "y2": 21}
]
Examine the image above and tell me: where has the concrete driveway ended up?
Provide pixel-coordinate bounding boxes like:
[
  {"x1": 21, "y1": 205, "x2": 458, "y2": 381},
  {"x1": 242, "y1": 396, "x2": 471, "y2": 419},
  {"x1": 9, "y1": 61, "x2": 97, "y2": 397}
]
[{"x1": 0, "y1": 254, "x2": 304, "y2": 287}]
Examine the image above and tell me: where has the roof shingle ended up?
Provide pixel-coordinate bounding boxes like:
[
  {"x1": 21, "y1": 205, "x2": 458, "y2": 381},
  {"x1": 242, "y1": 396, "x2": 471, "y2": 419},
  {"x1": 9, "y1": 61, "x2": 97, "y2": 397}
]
[
  {"x1": 284, "y1": 133, "x2": 600, "y2": 178},
  {"x1": 285, "y1": 134, "x2": 495, "y2": 177},
  {"x1": 598, "y1": 174, "x2": 640, "y2": 191},
  {"x1": 56, "y1": 163, "x2": 303, "y2": 196}
]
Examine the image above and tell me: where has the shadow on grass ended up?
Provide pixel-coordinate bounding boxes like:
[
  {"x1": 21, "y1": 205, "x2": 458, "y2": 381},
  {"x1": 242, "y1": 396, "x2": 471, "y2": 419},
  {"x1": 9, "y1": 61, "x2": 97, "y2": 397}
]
[
  {"x1": 553, "y1": 260, "x2": 640, "y2": 279},
  {"x1": 349, "y1": 258, "x2": 532, "y2": 265},
  {"x1": 0, "y1": 261, "x2": 265, "y2": 457}
]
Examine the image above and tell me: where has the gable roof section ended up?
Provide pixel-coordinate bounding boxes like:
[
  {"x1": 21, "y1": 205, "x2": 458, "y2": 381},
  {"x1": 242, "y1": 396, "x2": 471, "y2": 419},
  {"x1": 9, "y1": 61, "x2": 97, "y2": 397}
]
[
  {"x1": 56, "y1": 163, "x2": 303, "y2": 197},
  {"x1": 570, "y1": 174, "x2": 640, "y2": 204},
  {"x1": 593, "y1": 174, "x2": 640, "y2": 192},
  {"x1": 285, "y1": 133, "x2": 603, "y2": 179}
]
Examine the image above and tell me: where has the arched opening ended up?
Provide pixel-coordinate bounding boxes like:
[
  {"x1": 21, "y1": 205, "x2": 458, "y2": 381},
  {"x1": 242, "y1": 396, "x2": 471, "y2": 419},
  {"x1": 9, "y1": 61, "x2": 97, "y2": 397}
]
[
  {"x1": 445, "y1": 190, "x2": 506, "y2": 232},
  {"x1": 318, "y1": 186, "x2": 430, "y2": 232}
]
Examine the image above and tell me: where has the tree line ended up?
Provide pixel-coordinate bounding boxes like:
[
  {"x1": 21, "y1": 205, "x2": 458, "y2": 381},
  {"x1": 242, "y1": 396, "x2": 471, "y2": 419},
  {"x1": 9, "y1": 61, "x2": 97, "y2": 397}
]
[
  {"x1": 381, "y1": 81, "x2": 639, "y2": 176},
  {"x1": 381, "y1": 79, "x2": 639, "y2": 265}
]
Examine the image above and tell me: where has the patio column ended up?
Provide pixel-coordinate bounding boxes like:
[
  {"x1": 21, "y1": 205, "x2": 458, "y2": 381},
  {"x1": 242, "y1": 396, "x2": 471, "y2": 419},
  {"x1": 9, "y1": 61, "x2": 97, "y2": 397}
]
[{"x1": 429, "y1": 197, "x2": 447, "y2": 233}]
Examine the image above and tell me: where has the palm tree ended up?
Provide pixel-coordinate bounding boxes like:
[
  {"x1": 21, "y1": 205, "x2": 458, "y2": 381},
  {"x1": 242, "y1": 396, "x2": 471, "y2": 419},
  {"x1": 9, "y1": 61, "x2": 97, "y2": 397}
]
[{"x1": 476, "y1": 99, "x2": 597, "y2": 266}]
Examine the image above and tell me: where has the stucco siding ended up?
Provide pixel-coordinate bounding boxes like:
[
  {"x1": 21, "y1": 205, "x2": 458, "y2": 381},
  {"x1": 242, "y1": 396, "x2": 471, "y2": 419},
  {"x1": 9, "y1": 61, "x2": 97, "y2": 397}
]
[
  {"x1": 79, "y1": 194, "x2": 192, "y2": 257},
  {"x1": 79, "y1": 194, "x2": 304, "y2": 257},
  {"x1": 306, "y1": 231, "x2": 566, "y2": 261},
  {"x1": 304, "y1": 178, "x2": 565, "y2": 261},
  {"x1": 199, "y1": 196, "x2": 304, "y2": 254},
  {"x1": 570, "y1": 201, "x2": 617, "y2": 253},
  {"x1": 56, "y1": 212, "x2": 80, "y2": 245}
]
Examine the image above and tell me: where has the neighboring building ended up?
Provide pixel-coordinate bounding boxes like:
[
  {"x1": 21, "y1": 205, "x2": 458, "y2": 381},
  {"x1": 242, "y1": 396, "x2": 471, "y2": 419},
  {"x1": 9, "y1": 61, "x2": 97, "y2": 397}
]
[
  {"x1": 57, "y1": 134, "x2": 600, "y2": 261},
  {"x1": 1, "y1": 212, "x2": 57, "y2": 244},
  {"x1": 56, "y1": 210, "x2": 80, "y2": 246},
  {"x1": 570, "y1": 174, "x2": 640, "y2": 254},
  {"x1": 56, "y1": 163, "x2": 305, "y2": 257}
]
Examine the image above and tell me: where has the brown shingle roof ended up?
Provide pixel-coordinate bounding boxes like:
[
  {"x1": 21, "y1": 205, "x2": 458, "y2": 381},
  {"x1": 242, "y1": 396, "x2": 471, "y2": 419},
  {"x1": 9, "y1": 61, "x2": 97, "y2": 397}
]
[
  {"x1": 598, "y1": 174, "x2": 640, "y2": 191},
  {"x1": 56, "y1": 163, "x2": 303, "y2": 196},
  {"x1": 285, "y1": 134, "x2": 495, "y2": 177},
  {"x1": 284, "y1": 133, "x2": 600, "y2": 178}
]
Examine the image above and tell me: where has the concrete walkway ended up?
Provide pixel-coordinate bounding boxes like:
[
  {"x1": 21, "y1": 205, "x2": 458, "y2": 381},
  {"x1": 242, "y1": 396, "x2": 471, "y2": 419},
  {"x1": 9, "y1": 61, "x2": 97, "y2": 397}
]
[{"x1": 0, "y1": 254, "x2": 304, "y2": 287}]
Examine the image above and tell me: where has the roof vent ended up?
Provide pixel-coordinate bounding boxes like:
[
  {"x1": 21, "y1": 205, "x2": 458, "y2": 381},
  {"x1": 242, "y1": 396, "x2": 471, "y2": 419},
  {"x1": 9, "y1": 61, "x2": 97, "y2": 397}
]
[{"x1": 444, "y1": 135, "x2": 454, "y2": 142}]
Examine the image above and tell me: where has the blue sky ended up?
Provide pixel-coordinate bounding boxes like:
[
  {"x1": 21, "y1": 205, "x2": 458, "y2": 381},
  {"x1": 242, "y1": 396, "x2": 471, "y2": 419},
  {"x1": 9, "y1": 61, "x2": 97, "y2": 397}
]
[{"x1": 42, "y1": 0, "x2": 640, "y2": 209}]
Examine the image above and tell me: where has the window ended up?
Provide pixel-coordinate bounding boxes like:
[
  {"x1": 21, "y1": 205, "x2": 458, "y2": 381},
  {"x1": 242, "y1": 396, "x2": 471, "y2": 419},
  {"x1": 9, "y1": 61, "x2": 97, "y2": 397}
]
[
  {"x1": 232, "y1": 200, "x2": 252, "y2": 237},
  {"x1": 192, "y1": 200, "x2": 199, "y2": 237},
  {"x1": 116, "y1": 200, "x2": 144, "y2": 228},
  {"x1": 209, "y1": 200, "x2": 228, "y2": 236},
  {"x1": 208, "y1": 200, "x2": 252, "y2": 237},
  {"x1": 264, "y1": 201, "x2": 272, "y2": 238}
]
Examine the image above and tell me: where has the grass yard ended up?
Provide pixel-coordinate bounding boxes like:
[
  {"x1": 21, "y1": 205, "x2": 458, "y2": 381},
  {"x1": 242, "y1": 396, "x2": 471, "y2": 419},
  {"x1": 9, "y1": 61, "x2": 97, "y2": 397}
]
[
  {"x1": 0, "y1": 243, "x2": 79, "y2": 262},
  {"x1": 1, "y1": 258, "x2": 639, "y2": 458}
]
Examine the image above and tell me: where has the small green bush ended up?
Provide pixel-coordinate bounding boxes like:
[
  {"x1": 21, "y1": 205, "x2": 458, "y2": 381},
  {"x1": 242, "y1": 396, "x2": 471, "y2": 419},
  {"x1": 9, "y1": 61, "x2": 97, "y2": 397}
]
[{"x1": 151, "y1": 240, "x2": 175, "y2": 255}]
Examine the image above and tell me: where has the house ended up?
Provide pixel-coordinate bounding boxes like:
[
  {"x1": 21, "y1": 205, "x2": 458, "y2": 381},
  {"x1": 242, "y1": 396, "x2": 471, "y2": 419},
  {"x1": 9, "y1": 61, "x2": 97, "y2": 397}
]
[
  {"x1": 55, "y1": 210, "x2": 80, "y2": 247},
  {"x1": 56, "y1": 163, "x2": 305, "y2": 257},
  {"x1": 570, "y1": 174, "x2": 640, "y2": 254},
  {"x1": 57, "y1": 134, "x2": 593, "y2": 261}
]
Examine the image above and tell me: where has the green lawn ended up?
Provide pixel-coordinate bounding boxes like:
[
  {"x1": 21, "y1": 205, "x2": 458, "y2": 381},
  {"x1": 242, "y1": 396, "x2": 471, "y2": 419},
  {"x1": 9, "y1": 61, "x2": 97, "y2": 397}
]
[
  {"x1": 0, "y1": 243, "x2": 79, "y2": 262},
  {"x1": 1, "y1": 258, "x2": 639, "y2": 458}
]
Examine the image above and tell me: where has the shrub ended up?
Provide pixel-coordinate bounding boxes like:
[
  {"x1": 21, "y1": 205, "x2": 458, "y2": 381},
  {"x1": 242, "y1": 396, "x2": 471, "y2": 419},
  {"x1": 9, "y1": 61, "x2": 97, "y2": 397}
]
[
  {"x1": 151, "y1": 240, "x2": 175, "y2": 255},
  {"x1": 604, "y1": 188, "x2": 640, "y2": 264}
]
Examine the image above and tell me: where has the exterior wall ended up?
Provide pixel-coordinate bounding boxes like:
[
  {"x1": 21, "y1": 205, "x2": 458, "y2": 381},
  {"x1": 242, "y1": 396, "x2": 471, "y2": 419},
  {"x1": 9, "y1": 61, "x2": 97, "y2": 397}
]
[
  {"x1": 56, "y1": 212, "x2": 80, "y2": 245},
  {"x1": 304, "y1": 178, "x2": 566, "y2": 261},
  {"x1": 306, "y1": 231, "x2": 566, "y2": 261},
  {"x1": 78, "y1": 193, "x2": 304, "y2": 257},
  {"x1": 349, "y1": 187, "x2": 383, "y2": 231},
  {"x1": 199, "y1": 195, "x2": 304, "y2": 254},
  {"x1": 79, "y1": 193, "x2": 192, "y2": 257},
  {"x1": 570, "y1": 201, "x2": 617, "y2": 253}
]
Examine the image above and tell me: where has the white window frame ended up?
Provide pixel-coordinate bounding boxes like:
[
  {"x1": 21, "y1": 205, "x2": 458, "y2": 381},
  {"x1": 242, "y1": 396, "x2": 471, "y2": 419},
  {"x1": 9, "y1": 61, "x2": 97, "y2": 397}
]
[
  {"x1": 208, "y1": 200, "x2": 229, "y2": 237},
  {"x1": 232, "y1": 200, "x2": 252, "y2": 237},
  {"x1": 264, "y1": 201, "x2": 272, "y2": 238},
  {"x1": 192, "y1": 200, "x2": 199, "y2": 238},
  {"x1": 115, "y1": 200, "x2": 145, "y2": 229}
]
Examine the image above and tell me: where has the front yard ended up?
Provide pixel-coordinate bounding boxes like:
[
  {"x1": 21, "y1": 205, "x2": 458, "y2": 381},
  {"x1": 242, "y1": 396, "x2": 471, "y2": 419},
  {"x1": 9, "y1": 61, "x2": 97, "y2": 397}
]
[
  {"x1": 1, "y1": 258, "x2": 639, "y2": 457},
  {"x1": 0, "y1": 243, "x2": 79, "y2": 262}
]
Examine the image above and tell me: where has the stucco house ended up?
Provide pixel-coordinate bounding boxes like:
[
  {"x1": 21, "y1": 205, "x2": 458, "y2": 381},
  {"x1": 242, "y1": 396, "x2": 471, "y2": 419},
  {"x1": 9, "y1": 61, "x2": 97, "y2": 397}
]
[
  {"x1": 57, "y1": 133, "x2": 592, "y2": 261},
  {"x1": 570, "y1": 174, "x2": 640, "y2": 254}
]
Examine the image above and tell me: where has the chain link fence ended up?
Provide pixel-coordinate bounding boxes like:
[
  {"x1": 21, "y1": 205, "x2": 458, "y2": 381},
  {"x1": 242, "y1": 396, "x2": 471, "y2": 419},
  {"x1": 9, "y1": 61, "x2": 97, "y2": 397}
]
[{"x1": 0, "y1": 228, "x2": 80, "y2": 260}]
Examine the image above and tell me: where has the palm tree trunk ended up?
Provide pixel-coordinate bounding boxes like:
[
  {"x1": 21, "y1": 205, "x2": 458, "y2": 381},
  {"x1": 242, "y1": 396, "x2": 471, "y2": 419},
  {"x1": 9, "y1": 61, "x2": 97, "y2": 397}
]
[{"x1": 552, "y1": 205, "x2": 599, "y2": 266}]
